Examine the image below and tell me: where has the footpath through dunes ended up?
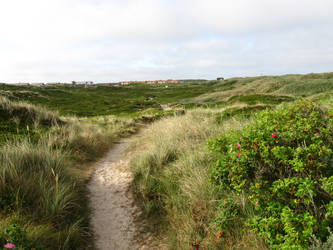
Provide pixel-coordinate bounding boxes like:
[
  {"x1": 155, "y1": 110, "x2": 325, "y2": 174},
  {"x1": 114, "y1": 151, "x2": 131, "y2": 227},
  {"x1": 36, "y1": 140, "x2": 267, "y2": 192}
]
[{"x1": 88, "y1": 135, "x2": 155, "y2": 250}]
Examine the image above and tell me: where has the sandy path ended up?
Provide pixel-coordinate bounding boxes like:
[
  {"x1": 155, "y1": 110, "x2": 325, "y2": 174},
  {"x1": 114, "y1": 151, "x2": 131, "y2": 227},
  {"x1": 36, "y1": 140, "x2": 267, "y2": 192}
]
[{"x1": 88, "y1": 140, "x2": 142, "y2": 250}]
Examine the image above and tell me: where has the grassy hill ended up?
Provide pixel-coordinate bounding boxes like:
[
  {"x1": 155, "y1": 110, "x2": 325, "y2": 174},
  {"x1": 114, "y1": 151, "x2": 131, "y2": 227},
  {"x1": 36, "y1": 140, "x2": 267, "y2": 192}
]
[{"x1": 1, "y1": 72, "x2": 333, "y2": 249}]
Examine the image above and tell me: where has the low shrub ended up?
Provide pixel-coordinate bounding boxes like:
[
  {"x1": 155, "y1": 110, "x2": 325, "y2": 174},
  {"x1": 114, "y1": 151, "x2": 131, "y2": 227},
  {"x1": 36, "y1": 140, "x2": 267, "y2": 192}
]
[
  {"x1": 209, "y1": 100, "x2": 333, "y2": 248},
  {"x1": 0, "y1": 223, "x2": 40, "y2": 249}
]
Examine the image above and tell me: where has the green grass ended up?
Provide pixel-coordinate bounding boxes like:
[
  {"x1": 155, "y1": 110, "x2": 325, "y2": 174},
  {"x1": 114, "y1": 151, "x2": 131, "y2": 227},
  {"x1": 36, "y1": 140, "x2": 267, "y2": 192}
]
[
  {"x1": 277, "y1": 79, "x2": 333, "y2": 96},
  {"x1": 0, "y1": 82, "x2": 222, "y2": 117}
]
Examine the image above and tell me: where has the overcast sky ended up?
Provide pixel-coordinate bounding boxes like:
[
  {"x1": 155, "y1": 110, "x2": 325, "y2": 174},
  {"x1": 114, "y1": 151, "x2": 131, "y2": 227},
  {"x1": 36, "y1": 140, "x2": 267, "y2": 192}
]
[{"x1": 1, "y1": 0, "x2": 333, "y2": 82}]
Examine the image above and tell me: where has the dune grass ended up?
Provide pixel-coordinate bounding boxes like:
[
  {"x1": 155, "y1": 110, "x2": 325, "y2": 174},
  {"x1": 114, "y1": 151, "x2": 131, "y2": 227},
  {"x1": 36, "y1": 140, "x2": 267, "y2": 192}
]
[
  {"x1": 0, "y1": 140, "x2": 85, "y2": 249},
  {"x1": 0, "y1": 97, "x2": 140, "y2": 249}
]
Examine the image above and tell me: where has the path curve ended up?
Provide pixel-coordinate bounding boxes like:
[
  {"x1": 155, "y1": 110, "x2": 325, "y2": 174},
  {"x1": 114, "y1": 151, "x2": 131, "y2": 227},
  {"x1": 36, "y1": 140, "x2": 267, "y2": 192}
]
[{"x1": 88, "y1": 140, "x2": 141, "y2": 250}]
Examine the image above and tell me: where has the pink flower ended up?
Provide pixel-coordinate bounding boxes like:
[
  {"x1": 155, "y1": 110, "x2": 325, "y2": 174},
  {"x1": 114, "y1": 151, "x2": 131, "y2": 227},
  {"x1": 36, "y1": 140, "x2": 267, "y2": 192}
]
[
  {"x1": 237, "y1": 152, "x2": 242, "y2": 158},
  {"x1": 240, "y1": 137, "x2": 242, "y2": 141},
  {"x1": 272, "y1": 132, "x2": 277, "y2": 138},
  {"x1": 315, "y1": 132, "x2": 319, "y2": 136},
  {"x1": 237, "y1": 143, "x2": 241, "y2": 149},
  {"x1": 4, "y1": 243, "x2": 15, "y2": 249}
]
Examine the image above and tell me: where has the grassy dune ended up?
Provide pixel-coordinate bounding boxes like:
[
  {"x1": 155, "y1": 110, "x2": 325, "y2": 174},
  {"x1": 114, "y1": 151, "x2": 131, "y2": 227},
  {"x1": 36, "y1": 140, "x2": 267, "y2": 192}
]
[
  {"x1": 129, "y1": 72, "x2": 333, "y2": 249},
  {"x1": 0, "y1": 97, "x2": 138, "y2": 249},
  {"x1": 1, "y1": 72, "x2": 333, "y2": 248}
]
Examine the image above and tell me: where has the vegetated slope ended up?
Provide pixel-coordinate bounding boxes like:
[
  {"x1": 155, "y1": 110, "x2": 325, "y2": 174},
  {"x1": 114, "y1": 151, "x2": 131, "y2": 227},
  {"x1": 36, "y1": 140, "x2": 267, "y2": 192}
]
[
  {"x1": 129, "y1": 72, "x2": 333, "y2": 249},
  {"x1": 0, "y1": 97, "x2": 138, "y2": 249},
  {"x1": 2, "y1": 72, "x2": 333, "y2": 118},
  {"x1": 190, "y1": 72, "x2": 333, "y2": 106},
  {"x1": 0, "y1": 96, "x2": 60, "y2": 144},
  {"x1": 0, "y1": 81, "x2": 219, "y2": 117}
]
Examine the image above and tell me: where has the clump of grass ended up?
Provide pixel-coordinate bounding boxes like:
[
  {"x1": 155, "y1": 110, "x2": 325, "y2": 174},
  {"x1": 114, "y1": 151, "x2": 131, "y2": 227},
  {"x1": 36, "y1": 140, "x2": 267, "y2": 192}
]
[{"x1": 0, "y1": 140, "x2": 88, "y2": 249}]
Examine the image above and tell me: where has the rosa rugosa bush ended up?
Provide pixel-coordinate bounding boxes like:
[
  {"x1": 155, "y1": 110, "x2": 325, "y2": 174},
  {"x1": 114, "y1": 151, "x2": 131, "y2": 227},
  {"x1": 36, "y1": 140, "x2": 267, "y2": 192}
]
[{"x1": 209, "y1": 100, "x2": 333, "y2": 248}]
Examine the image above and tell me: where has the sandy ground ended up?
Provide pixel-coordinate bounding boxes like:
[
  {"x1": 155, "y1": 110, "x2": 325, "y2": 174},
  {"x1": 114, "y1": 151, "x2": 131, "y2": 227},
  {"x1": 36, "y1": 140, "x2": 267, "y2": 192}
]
[{"x1": 88, "y1": 140, "x2": 148, "y2": 250}]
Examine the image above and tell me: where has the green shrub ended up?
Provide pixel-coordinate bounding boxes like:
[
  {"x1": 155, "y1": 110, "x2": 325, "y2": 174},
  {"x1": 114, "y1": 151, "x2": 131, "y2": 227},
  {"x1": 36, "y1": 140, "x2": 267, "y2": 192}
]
[
  {"x1": 209, "y1": 100, "x2": 333, "y2": 248},
  {"x1": 0, "y1": 224, "x2": 41, "y2": 249}
]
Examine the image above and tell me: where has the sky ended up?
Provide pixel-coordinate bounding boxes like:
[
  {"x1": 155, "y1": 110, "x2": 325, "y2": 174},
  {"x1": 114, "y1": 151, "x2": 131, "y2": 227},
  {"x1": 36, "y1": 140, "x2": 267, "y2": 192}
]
[{"x1": 0, "y1": 0, "x2": 333, "y2": 83}]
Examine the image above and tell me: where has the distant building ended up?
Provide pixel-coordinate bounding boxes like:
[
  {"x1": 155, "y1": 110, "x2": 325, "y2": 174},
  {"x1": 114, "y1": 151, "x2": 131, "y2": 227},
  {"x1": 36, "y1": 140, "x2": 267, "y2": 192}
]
[
  {"x1": 217, "y1": 77, "x2": 224, "y2": 80},
  {"x1": 117, "y1": 79, "x2": 179, "y2": 85},
  {"x1": 72, "y1": 81, "x2": 94, "y2": 85}
]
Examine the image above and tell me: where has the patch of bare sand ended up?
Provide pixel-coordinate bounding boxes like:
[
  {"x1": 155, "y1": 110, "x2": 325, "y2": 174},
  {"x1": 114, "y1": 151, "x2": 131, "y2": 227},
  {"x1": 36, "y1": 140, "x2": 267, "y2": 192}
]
[{"x1": 89, "y1": 140, "x2": 156, "y2": 250}]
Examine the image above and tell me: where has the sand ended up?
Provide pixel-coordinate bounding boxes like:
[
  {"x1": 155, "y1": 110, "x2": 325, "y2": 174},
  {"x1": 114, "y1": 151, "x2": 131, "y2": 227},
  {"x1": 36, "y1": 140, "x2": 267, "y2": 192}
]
[{"x1": 88, "y1": 140, "x2": 142, "y2": 250}]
